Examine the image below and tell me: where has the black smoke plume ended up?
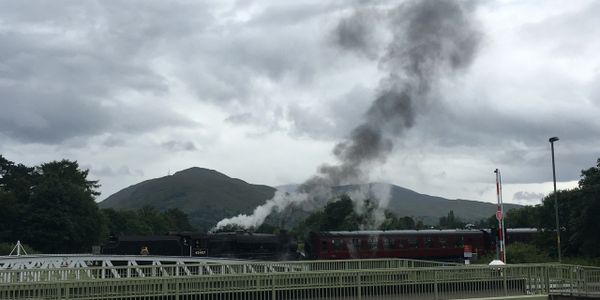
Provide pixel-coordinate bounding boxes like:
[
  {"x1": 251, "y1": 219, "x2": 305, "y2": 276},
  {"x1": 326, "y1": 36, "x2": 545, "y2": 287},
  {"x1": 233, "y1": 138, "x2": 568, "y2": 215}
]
[{"x1": 215, "y1": 0, "x2": 481, "y2": 230}]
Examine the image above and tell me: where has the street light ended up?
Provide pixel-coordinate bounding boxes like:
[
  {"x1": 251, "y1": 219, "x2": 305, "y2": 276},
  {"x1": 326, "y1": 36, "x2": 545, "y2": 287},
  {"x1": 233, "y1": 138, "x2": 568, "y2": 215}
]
[{"x1": 549, "y1": 136, "x2": 561, "y2": 263}]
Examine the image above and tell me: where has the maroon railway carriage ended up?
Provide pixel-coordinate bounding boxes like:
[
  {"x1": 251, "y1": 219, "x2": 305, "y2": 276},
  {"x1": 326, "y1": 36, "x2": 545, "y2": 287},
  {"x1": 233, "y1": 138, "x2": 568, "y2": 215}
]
[{"x1": 305, "y1": 229, "x2": 493, "y2": 261}]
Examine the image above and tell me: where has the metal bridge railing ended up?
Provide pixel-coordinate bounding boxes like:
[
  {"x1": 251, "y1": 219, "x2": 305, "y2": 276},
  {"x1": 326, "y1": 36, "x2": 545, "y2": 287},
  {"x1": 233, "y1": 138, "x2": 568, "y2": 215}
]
[
  {"x1": 0, "y1": 257, "x2": 457, "y2": 283},
  {"x1": 1, "y1": 259, "x2": 599, "y2": 300}
]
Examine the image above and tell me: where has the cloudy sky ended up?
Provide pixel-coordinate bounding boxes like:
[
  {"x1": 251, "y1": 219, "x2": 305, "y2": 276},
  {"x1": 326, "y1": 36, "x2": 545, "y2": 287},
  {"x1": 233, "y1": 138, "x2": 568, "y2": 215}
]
[{"x1": 1, "y1": 0, "x2": 599, "y2": 205}]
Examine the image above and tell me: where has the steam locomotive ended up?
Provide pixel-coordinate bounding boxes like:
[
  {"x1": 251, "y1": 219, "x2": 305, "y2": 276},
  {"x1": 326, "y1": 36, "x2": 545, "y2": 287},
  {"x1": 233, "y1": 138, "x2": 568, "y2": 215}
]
[
  {"x1": 101, "y1": 231, "x2": 299, "y2": 261},
  {"x1": 101, "y1": 228, "x2": 536, "y2": 261}
]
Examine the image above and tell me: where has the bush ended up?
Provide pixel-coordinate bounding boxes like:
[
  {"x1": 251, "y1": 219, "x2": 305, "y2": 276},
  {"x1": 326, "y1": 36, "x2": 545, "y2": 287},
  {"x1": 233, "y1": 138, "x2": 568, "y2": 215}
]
[
  {"x1": 505, "y1": 242, "x2": 552, "y2": 263},
  {"x1": 0, "y1": 242, "x2": 38, "y2": 255},
  {"x1": 477, "y1": 242, "x2": 552, "y2": 264}
]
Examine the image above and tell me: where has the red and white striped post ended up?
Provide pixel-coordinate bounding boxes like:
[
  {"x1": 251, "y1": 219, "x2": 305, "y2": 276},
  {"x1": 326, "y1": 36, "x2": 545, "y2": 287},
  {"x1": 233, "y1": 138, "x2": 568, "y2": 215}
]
[{"x1": 494, "y1": 168, "x2": 506, "y2": 263}]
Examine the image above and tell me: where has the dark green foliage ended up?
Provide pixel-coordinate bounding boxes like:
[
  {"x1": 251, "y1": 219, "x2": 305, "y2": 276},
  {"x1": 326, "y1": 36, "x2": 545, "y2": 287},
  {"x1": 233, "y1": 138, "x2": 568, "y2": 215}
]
[
  {"x1": 519, "y1": 159, "x2": 600, "y2": 258},
  {"x1": 0, "y1": 155, "x2": 196, "y2": 253},
  {"x1": 0, "y1": 156, "x2": 104, "y2": 253},
  {"x1": 292, "y1": 194, "x2": 419, "y2": 238},
  {"x1": 478, "y1": 158, "x2": 600, "y2": 259},
  {"x1": 505, "y1": 206, "x2": 539, "y2": 228},
  {"x1": 478, "y1": 242, "x2": 552, "y2": 264},
  {"x1": 0, "y1": 242, "x2": 39, "y2": 255},
  {"x1": 504, "y1": 243, "x2": 552, "y2": 264},
  {"x1": 475, "y1": 214, "x2": 498, "y2": 229},
  {"x1": 438, "y1": 210, "x2": 465, "y2": 229},
  {"x1": 101, "y1": 206, "x2": 195, "y2": 236},
  {"x1": 322, "y1": 195, "x2": 360, "y2": 230},
  {"x1": 380, "y1": 211, "x2": 416, "y2": 230}
]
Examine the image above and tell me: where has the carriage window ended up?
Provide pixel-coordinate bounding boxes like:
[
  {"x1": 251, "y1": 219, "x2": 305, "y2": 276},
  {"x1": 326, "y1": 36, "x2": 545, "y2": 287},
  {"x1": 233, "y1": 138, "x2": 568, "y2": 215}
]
[
  {"x1": 424, "y1": 237, "x2": 433, "y2": 248},
  {"x1": 321, "y1": 240, "x2": 328, "y2": 252},
  {"x1": 439, "y1": 238, "x2": 448, "y2": 248},
  {"x1": 397, "y1": 239, "x2": 406, "y2": 249},
  {"x1": 408, "y1": 238, "x2": 418, "y2": 248},
  {"x1": 455, "y1": 237, "x2": 464, "y2": 248},
  {"x1": 368, "y1": 237, "x2": 378, "y2": 249},
  {"x1": 383, "y1": 238, "x2": 391, "y2": 249},
  {"x1": 352, "y1": 238, "x2": 361, "y2": 249},
  {"x1": 332, "y1": 239, "x2": 343, "y2": 251}
]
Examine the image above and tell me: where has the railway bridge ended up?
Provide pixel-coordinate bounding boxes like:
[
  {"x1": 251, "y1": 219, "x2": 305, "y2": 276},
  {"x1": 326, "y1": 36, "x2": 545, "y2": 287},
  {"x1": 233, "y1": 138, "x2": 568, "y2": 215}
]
[{"x1": 1, "y1": 254, "x2": 599, "y2": 299}]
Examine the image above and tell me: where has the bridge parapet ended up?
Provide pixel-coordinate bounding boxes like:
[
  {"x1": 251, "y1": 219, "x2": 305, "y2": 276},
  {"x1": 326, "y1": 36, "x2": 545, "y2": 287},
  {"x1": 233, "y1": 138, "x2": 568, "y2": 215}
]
[{"x1": 0, "y1": 256, "x2": 599, "y2": 300}]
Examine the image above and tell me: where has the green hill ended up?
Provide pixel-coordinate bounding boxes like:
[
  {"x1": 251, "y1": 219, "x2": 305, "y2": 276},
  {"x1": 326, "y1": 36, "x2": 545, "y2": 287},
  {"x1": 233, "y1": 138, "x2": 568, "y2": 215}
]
[
  {"x1": 266, "y1": 183, "x2": 521, "y2": 228},
  {"x1": 99, "y1": 168, "x2": 520, "y2": 232},
  {"x1": 98, "y1": 167, "x2": 276, "y2": 231},
  {"x1": 338, "y1": 183, "x2": 520, "y2": 224}
]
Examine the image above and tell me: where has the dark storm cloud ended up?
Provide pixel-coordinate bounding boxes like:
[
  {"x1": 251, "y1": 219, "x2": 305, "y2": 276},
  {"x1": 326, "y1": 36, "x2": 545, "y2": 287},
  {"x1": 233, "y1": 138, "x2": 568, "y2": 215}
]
[{"x1": 0, "y1": 1, "x2": 204, "y2": 144}]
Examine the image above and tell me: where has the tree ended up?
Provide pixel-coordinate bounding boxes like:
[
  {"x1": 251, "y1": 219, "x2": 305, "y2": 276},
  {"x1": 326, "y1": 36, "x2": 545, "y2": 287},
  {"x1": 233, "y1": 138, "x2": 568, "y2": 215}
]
[
  {"x1": 102, "y1": 207, "x2": 197, "y2": 236},
  {"x1": 438, "y1": 210, "x2": 465, "y2": 229},
  {"x1": 322, "y1": 195, "x2": 357, "y2": 230},
  {"x1": 379, "y1": 211, "x2": 416, "y2": 230},
  {"x1": 570, "y1": 158, "x2": 600, "y2": 256},
  {"x1": 22, "y1": 160, "x2": 104, "y2": 253},
  {"x1": 505, "y1": 206, "x2": 539, "y2": 228},
  {"x1": 533, "y1": 158, "x2": 600, "y2": 257}
]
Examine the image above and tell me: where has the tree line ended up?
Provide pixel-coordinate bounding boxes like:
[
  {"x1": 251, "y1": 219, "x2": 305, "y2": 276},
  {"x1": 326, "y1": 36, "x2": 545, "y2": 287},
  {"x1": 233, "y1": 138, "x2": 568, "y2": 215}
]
[
  {"x1": 0, "y1": 155, "x2": 194, "y2": 254},
  {"x1": 498, "y1": 158, "x2": 600, "y2": 258},
  {"x1": 2, "y1": 154, "x2": 598, "y2": 260}
]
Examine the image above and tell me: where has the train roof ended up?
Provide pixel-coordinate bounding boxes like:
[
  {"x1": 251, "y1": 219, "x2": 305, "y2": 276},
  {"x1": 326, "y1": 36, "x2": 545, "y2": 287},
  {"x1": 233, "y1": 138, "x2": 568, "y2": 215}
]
[
  {"x1": 111, "y1": 235, "x2": 181, "y2": 242},
  {"x1": 506, "y1": 228, "x2": 538, "y2": 233},
  {"x1": 313, "y1": 229, "x2": 489, "y2": 237}
]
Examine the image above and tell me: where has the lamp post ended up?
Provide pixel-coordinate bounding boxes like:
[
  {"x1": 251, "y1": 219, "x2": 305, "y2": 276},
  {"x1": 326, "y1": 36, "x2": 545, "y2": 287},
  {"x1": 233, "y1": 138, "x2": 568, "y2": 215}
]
[
  {"x1": 549, "y1": 136, "x2": 561, "y2": 263},
  {"x1": 494, "y1": 169, "x2": 506, "y2": 263}
]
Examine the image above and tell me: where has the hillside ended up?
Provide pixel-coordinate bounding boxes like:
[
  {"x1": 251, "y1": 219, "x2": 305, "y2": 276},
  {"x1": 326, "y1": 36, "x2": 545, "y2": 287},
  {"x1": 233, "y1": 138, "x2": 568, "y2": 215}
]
[
  {"x1": 99, "y1": 168, "x2": 520, "y2": 232},
  {"x1": 98, "y1": 167, "x2": 276, "y2": 231},
  {"x1": 266, "y1": 183, "x2": 521, "y2": 228},
  {"x1": 339, "y1": 183, "x2": 520, "y2": 224}
]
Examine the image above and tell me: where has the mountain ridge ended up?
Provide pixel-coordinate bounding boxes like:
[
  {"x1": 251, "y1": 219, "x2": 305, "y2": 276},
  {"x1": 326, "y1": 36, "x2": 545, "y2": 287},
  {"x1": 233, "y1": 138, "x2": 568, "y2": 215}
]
[{"x1": 99, "y1": 167, "x2": 520, "y2": 231}]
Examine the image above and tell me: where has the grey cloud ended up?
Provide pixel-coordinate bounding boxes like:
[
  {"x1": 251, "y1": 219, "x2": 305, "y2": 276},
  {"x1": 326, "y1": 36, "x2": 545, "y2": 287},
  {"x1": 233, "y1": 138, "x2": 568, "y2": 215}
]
[
  {"x1": 224, "y1": 113, "x2": 255, "y2": 125},
  {"x1": 409, "y1": 96, "x2": 600, "y2": 183},
  {"x1": 333, "y1": 8, "x2": 383, "y2": 59},
  {"x1": 0, "y1": 1, "x2": 201, "y2": 144},
  {"x1": 513, "y1": 191, "x2": 544, "y2": 203},
  {"x1": 0, "y1": 86, "x2": 194, "y2": 143},
  {"x1": 287, "y1": 86, "x2": 372, "y2": 140},
  {"x1": 88, "y1": 165, "x2": 143, "y2": 177},
  {"x1": 518, "y1": 2, "x2": 600, "y2": 56},
  {"x1": 249, "y1": 2, "x2": 345, "y2": 27},
  {"x1": 161, "y1": 140, "x2": 197, "y2": 152},
  {"x1": 103, "y1": 136, "x2": 126, "y2": 148}
]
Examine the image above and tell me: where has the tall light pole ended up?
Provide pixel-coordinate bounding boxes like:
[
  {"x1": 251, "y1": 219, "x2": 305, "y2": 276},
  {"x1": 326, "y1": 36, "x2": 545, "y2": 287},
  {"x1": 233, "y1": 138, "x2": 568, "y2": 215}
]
[
  {"x1": 494, "y1": 169, "x2": 506, "y2": 263},
  {"x1": 549, "y1": 136, "x2": 561, "y2": 263}
]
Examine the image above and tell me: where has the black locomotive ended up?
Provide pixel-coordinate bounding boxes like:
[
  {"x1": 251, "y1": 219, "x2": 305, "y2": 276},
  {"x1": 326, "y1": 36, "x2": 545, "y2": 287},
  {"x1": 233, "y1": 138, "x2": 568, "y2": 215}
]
[{"x1": 101, "y1": 231, "x2": 298, "y2": 261}]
